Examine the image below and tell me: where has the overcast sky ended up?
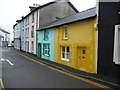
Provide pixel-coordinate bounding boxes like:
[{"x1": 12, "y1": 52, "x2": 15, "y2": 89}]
[{"x1": 0, "y1": 0, "x2": 96, "y2": 42}]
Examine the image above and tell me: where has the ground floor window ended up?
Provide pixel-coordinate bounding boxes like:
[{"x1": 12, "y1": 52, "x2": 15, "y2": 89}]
[
  {"x1": 43, "y1": 44, "x2": 50, "y2": 57},
  {"x1": 61, "y1": 46, "x2": 69, "y2": 61},
  {"x1": 113, "y1": 25, "x2": 120, "y2": 64},
  {"x1": 31, "y1": 41, "x2": 34, "y2": 51}
]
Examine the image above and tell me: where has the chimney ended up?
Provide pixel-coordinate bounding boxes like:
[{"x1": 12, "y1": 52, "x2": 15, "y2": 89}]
[{"x1": 29, "y1": 4, "x2": 40, "y2": 12}]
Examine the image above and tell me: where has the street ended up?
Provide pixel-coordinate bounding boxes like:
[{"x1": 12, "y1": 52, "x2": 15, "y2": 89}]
[{"x1": 1, "y1": 47, "x2": 108, "y2": 88}]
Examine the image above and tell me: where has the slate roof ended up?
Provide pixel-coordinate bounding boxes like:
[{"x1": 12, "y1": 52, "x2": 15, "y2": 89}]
[
  {"x1": 38, "y1": 7, "x2": 96, "y2": 30},
  {"x1": 20, "y1": 1, "x2": 79, "y2": 21},
  {"x1": 0, "y1": 28, "x2": 10, "y2": 34}
]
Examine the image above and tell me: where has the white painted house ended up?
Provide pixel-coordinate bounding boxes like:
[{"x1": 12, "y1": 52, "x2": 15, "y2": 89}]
[
  {"x1": 13, "y1": 21, "x2": 21, "y2": 50},
  {"x1": 14, "y1": 0, "x2": 78, "y2": 55},
  {"x1": 0, "y1": 28, "x2": 10, "y2": 47}
]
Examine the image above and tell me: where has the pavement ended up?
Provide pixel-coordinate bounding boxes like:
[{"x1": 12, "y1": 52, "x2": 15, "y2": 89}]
[
  {"x1": 1, "y1": 47, "x2": 120, "y2": 89},
  {"x1": 10, "y1": 47, "x2": 120, "y2": 89}
]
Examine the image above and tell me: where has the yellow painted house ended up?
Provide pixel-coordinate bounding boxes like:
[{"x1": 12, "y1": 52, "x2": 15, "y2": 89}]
[{"x1": 41, "y1": 7, "x2": 97, "y2": 73}]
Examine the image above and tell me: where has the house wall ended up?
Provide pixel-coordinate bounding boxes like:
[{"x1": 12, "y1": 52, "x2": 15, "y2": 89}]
[
  {"x1": 37, "y1": 28, "x2": 54, "y2": 61},
  {"x1": 14, "y1": 23, "x2": 21, "y2": 50},
  {"x1": 21, "y1": 20, "x2": 25, "y2": 51},
  {"x1": 54, "y1": 18, "x2": 96, "y2": 73},
  {"x1": 29, "y1": 11, "x2": 38, "y2": 54},
  {"x1": 98, "y1": 2, "x2": 120, "y2": 80},
  {"x1": 39, "y1": 2, "x2": 77, "y2": 28},
  {"x1": 34, "y1": 1, "x2": 77, "y2": 55}
]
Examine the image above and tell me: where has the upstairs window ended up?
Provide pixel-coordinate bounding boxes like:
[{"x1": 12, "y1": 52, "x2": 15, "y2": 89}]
[
  {"x1": 113, "y1": 25, "x2": 120, "y2": 64},
  {"x1": 32, "y1": 13, "x2": 34, "y2": 23},
  {"x1": 64, "y1": 26, "x2": 68, "y2": 39},
  {"x1": 44, "y1": 30, "x2": 49, "y2": 41},
  {"x1": 61, "y1": 46, "x2": 69, "y2": 61},
  {"x1": 25, "y1": 18, "x2": 27, "y2": 26},
  {"x1": 27, "y1": 17, "x2": 29, "y2": 25},
  {"x1": 25, "y1": 28, "x2": 27, "y2": 37},
  {"x1": 31, "y1": 26, "x2": 34, "y2": 38}
]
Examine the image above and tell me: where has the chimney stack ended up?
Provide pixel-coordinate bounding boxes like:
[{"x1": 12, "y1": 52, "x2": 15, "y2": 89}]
[
  {"x1": 29, "y1": 4, "x2": 40, "y2": 12},
  {"x1": 55, "y1": 0, "x2": 70, "y2": 2}
]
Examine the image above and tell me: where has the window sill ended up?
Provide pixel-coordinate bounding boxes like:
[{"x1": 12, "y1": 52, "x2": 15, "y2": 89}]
[
  {"x1": 62, "y1": 38, "x2": 68, "y2": 40},
  {"x1": 61, "y1": 59, "x2": 70, "y2": 62},
  {"x1": 44, "y1": 54, "x2": 50, "y2": 57}
]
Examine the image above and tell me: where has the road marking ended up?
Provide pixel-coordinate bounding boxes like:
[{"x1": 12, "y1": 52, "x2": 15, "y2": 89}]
[
  {"x1": 0, "y1": 78, "x2": 5, "y2": 90},
  {"x1": 0, "y1": 58, "x2": 5, "y2": 61},
  {"x1": 5, "y1": 59, "x2": 14, "y2": 66},
  {"x1": 14, "y1": 51, "x2": 113, "y2": 89},
  {"x1": 47, "y1": 66, "x2": 113, "y2": 89}
]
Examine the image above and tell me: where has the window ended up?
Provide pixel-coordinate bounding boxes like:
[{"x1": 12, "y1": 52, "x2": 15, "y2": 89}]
[
  {"x1": 25, "y1": 28, "x2": 27, "y2": 37},
  {"x1": 27, "y1": 17, "x2": 29, "y2": 25},
  {"x1": 83, "y1": 50, "x2": 86, "y2": 54},
  {"x1": 44, "y1": 30, "x2": 49, "y2": 40},
  {"x1": 28, "y1": 28, "x2": 29, "y2": 37},
  {"x1": 32, "y1": 13, "x2": 34, "y2": 23},
  {"x1": 113, "y1": 25, "x2": 120, "y2": 64},
  {"x1": 43, "y1": 44, "x2": 50, "y2": 56},
  {"x1": 31, "y1": 26, "x2": 34, "y2": 38},
  {"x1": 31, "y1": 41, "x2": 34, "y2": 51},
  {"x1": 64, "y1": 26, "x2": 68, "y2": 39},
  {"x1": 61, "y1": 46, "x2": 69, "y2": 61},
  {"x1": 25, "y1": 18, "x2": 27, "y2": 26}
]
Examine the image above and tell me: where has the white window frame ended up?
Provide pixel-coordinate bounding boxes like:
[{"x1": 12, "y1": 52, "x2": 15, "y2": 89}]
[
  {"x1": 61, "y1": 46, "x2": 69, "y2": 61},
  {"x1": 113, "y1": 25, "x2": 120, "y2": 64},
  {"x1": 64, "y1": 26, "x2": 68, "y2": 39},
  {"x1": 44, "y1": 45, "x2": 49, "y2": 56},
  {"x1": 32, "y1": 13, "x2": 34, "y2": 23}
]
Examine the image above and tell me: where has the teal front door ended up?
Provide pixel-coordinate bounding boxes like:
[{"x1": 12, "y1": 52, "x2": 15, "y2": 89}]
[{"x1": 38, "y1": 43, "x2": 41, "y2": 57}]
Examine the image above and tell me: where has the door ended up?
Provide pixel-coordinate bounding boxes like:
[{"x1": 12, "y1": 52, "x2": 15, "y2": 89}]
[
  {"x1": 78, "y1": 47, "x2": 87, "y2": 71},
  {"x1": 37, "y1": 43, "x2": 41, "y2": 57}
]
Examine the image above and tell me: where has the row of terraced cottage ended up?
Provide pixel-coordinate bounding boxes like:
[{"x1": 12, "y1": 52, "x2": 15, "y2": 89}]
[{"x1": 13, "y1": 0, "x2": 120, "y2": 80}]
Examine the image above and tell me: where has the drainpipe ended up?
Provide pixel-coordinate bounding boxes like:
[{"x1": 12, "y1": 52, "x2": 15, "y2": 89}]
[{"x1": 94, "y1": 0, "x2": 99, "y2": 74}]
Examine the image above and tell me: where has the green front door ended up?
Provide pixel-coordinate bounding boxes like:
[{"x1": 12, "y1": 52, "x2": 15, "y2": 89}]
[{"x1": 38, "y1": 43, "x2": 41, "y2": 57}]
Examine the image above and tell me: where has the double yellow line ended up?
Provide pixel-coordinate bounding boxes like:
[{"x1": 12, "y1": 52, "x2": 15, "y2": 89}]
[
  {"x1": 0, "y1": 78, "x2": 5, "y2": 90},
  {"x1": 15, "y1": 51, "x2": 113, "y2": 89}
]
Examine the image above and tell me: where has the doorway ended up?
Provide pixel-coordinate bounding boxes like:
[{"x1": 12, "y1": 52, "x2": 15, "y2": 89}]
[
  {"x1": 78, "y1": 47, "x2": 87, "y2": 71},
  {"x1": 38, "y1": 43, "x2": 41, "y2": 57}
]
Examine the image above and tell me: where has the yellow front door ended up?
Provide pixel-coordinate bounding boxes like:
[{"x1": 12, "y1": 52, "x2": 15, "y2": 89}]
[{"x1": 78, "y1": 47, "x2": 87, "y2": 71}]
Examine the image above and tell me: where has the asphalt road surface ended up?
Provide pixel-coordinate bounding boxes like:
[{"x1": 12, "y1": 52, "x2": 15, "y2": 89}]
[{"x1": 1, "y1": 47, "x2": 101, "y2": 88}]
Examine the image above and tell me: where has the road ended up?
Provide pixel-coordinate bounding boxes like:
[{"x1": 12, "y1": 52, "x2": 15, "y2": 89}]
[{"x1": 1, "y1": 47, "x2": 103, "y2": 88}]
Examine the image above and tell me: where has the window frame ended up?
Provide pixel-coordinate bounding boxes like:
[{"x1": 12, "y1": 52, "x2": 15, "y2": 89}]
[
  {"x1": 61, "y1": 46, "x2": 69, "y2": 61},
  {"x1": 31, "y1": 26, "x2": 34, "y2": 38},
  {"x1": 43, "y1": 44, "x2": 50, "y2": 57},
  {"x1": 113, "y1": 25, "x2": 120, "y2": 64},
  {"x1": 32, "y1": 13, "x2": 34, "y2": 23},
  {"x1": 63, "y1": 26, "x2": 68, "y2": 39},
  {"x1": 31, "y1": 41, "x2": 34, "y2": 51}
]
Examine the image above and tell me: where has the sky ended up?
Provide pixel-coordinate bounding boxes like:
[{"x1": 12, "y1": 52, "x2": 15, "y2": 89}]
[{"x1": 0, "y1": 0, "x2": 96, "y2": 42}]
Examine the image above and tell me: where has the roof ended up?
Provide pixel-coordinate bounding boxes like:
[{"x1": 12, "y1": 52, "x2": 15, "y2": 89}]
[
  {"x1": 20, "y1": 1, "x2": 79, "y2": 21},
  {"x1": 38, "y1": 7, "x2": 96, "y2": 30},
  {"x1": 0, "y1": 28, "x2": 10, "y2": 34}
]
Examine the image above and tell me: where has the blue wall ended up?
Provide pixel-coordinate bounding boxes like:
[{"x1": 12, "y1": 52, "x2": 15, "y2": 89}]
[{"x1": 37, "y1": 28, "x2": 54, "y2": 61}]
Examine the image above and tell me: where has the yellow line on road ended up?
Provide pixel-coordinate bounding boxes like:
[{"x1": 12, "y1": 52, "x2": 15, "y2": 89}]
[
  {"x1": 16, "y1": 52, "x2": 46, "y2": 66},
  {"x1": 47, "y1": 66, "x2": 113, "y2": 89},
  {"x1": 0, "y1": 78, "x2": 5, "y2": 90},
  {"x1": 15, "y1": 51, "x2": 113, "y2": 89}
]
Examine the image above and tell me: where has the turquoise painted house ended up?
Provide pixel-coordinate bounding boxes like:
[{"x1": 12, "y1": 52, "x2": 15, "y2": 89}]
[{"x1": 37, "y1": 28, "x2": 54, "y2": 61}]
